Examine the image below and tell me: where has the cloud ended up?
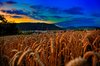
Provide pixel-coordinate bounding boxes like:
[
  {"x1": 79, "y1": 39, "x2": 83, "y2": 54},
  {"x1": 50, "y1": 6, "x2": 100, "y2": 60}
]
[
  {"x1": 1, "y1": 9, "x2": 28, "y2": 15},
  {"x1": 30, "y1": 5, "x2": 62, "y2": 14},
  {"x1": 68, "y1": 18, "x2": 96, "y2": 26},
  {"x1": 92, "y1": 13, "x2": 100, "y2": 17},
  {"x1": 56, "y1": 17, "x2": 97, "y2": 27},
  {"x1": 47, "y1": 7, "x2": 62, "y2": 14},
  {"x1": 30, "y1": 5, "x2": 45, "y2": 9},
  {"x1": 5, "y1": 1, "x2": 17, "y2": 4},
  {"x1": 71, "y1": 18, "x2": 95, "y2": 23},
  {"x1": 52, "y1": 16, "x2": 63, "y2": 18},
  {"x1": 12, "y1": 16, "x2": 23, "y2": 18},
  {"x1": 0, "y1": 1, "x2": 17, "y2": 6},
  {"x1": 64, "y1": 7, "x2": 84, "y2": 15},
  {"x1": 0, "y1": 2, "x2": 3, "y2": 6}
]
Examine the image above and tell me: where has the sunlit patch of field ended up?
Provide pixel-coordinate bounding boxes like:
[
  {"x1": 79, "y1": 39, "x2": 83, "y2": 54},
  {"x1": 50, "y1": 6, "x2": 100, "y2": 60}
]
[{"x1": 0, "y1": 30, "x2": 100, "y2": 66}]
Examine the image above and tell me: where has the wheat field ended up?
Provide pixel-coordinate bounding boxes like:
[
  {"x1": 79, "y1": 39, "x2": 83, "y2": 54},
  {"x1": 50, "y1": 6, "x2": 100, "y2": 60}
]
[{"x1": 0, "y1": 30, "x2": 100, "y2": 66}]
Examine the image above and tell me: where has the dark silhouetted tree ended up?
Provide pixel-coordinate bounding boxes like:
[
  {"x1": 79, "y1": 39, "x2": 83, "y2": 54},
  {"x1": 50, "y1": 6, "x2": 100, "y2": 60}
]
[
  {"x1": 0, "y1": 15, "x2": 7, "y2": 23},
  {"x1": 0, "y1": 15, "x2": 19, "y2": 36}
]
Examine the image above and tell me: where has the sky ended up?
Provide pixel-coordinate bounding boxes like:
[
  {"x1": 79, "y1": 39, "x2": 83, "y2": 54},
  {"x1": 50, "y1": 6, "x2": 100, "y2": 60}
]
[{"x1": 0, "y1": 0, "x2": 100, "y2": 27}]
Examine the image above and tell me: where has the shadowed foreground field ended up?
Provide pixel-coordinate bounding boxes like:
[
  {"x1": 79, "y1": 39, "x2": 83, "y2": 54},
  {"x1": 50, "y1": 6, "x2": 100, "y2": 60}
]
[{"x1": 0, "y1": 30, "x2": 100, "y2": 66}]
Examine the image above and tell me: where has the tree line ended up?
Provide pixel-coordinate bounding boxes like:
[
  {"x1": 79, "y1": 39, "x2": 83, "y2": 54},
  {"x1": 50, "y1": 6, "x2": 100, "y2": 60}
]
[{"x1": 0, "y1": 15, "x2": 19, "y2": 36}]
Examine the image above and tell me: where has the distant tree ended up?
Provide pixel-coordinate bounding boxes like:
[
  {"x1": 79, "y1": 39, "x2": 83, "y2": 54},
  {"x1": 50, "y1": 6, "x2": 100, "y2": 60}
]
[
  {"x1": 0, "y1": 15, "x2": 19, "y2": 36},
  {"x1": 0, "y1": 15, "x2": 7, "y2": 23}
]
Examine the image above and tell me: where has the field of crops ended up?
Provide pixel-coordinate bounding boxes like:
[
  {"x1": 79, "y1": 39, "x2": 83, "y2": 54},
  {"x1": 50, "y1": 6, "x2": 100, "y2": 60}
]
[{"x1": 0, "y1": 30, "x2": 100, "y2": 66}]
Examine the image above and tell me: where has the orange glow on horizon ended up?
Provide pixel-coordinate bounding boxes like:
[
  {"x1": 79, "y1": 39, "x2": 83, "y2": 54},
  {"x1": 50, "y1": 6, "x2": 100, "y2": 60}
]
[
  {"x1": 5, "y1": 15, "x2": 52, "y2": 24},
  {"x1": 0, "y1": 11, "x2": 52, "y2": 24}
]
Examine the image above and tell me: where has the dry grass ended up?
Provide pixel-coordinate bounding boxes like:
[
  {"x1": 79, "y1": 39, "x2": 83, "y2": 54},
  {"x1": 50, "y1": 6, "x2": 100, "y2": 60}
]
[{"x1": 0, "y1": 30, "x2": 100, "y2": 66}]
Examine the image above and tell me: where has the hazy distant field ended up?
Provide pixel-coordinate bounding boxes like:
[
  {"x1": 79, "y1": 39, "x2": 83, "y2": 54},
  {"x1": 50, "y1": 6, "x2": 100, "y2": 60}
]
[{"x1": 0, "y1": 30, "x2": 100, "y2": 66}]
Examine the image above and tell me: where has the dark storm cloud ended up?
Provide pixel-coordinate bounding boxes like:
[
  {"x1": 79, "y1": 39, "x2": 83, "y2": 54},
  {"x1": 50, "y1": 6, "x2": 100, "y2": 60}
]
[
  {"x1": 30, "y1": 5, "x2": 46, "y2": 12},
  {"x1": 47, "y1": 7, "x2": 62, "y2": 14},
  {"x1": 30, "y1": 5, "x2": 43, "y2": 9},
  {"x1": 70, "y1": 18, "x2": 95, "y2": 23},
  {"x1": 30, "y1": 5, "x2": 62, "y2": 14},
  {"x1": 12, "y1": 16, "x2": 23, "y2": 18},
  {"x1": 0, "y1": 2, "x2": 3, "y2": 6},
  {"x1": 1, "y1": 10, "x2": 28, "y2": 15},
  {"x1": 66, "y1": 18, "x2": 95, "y2": 25},
  {"x1": 92, "y1": 13, "x2": 100, "y2": 17},
  {"x1": 5, "y1": 1, "x2": 17, "y2": 4},
  {"x1": 56, "y1": 17, "x2": 96, "y2": 28},
  {"x1": 0, "y1": 1, "x2": 17, "y2": 6},
  {"x1": 30, "y1": 5, "x2": 45, "y2": 14},
  {"x1": 63, "y1": 7, "x2": 84, "y2": 15},
  {"x1": 69, "y1": 18, "x2": 96, "y2": 26},
  {"x1": 52, "y1": 16, "x2": 63, "y2": 18}
]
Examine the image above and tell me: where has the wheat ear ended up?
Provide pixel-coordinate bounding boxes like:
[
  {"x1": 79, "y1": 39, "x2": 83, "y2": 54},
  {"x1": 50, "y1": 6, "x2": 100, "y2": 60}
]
[
  {"x1": 9, "y1": 51, "x2": 22, "y2": 66},
  {"x1": 83, "y1": 51, "x2": 99, "y2": 66},
  {"x1": 17, "y1": 48, "x2": 32, "y2": 66}
]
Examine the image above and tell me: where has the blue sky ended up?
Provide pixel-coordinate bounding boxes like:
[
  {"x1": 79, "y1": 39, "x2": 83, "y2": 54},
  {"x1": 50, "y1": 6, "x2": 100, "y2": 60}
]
[
  {"x1": 1, "y1": 0, "x2": 100, "y2": 13},
  {"x1": 0, "y1": 0, "x2": 100, "y2": 27}
]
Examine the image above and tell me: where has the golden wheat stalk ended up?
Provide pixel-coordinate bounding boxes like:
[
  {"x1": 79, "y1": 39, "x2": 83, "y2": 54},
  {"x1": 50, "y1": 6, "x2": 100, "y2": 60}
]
[
  {"x1": 35, "y1": 44, "x2": 42, "y2": 52},
  {"x1": 35, "y1": 52, "x2": 45, "y2": 66},
  {"x1": 9, "y1": 51, "x2": 22, "y2": 66},
  {"x1": 10, "y1": 49, "x2": 18, "y2": 53},
  {"x1": 29, "y1": 52, "x2": 35, "y2": 57},
  {"x1": 83, "y1": 51, "x2": 99, "y2": 66},
  {"x1": 59, "y1": 32, "x2": 67, "y2": 44},
  {"x1": 66, "y1": 51, "x2": 100, "y2": 66},
  {"x1": 17, "y1": 48, "x2": 32, "y2": 66},
  {"x1": 65, "y1": 57, "x2": 87, "y2": 66},
  {"x1": 50, "y1": 37, "x2": 54, "y2": 53}
]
